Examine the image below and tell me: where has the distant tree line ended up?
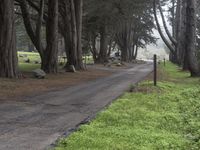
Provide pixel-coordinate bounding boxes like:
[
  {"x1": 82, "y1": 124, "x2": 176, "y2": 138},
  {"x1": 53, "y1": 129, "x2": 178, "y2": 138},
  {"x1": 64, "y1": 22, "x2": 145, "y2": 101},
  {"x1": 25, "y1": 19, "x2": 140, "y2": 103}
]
[{"x1": 0, "y1": 0, "x2": 156, "y2": 78}]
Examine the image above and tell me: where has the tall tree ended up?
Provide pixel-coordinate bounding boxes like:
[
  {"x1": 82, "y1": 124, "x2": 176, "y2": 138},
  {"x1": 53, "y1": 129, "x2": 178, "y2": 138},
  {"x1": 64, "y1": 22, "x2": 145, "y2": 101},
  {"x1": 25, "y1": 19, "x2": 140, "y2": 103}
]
[
  {"x1": 84, "y1": 0, "x2": 156, "y2": 63},
  {"x1": 153, "y1": 0, "x2": 176, "y2": 56},
  {"x1": 59, "y1": 0, "x2": 84, "y2": 70},
  {"x1": 185, "y1": 0, "x2": 200, "y2": 76},
  {"x1": 75, "y1": 0, "x2": 84, "y2": 69},
  {"x1": 0, "y1": 0, "x2": 18, "y2": 78},
  {"x1": 18, "y1": 0, "x2": 59, "y2": 73},
  {"x1": 43, "y1": 0, "x2": 59, "y2": 73},
  {"x1": 97, "y1": 23, "x2": 109, "y2": 63},
  {"x1": 155, "y1": 0, "x2": 200, "y2": 76}
]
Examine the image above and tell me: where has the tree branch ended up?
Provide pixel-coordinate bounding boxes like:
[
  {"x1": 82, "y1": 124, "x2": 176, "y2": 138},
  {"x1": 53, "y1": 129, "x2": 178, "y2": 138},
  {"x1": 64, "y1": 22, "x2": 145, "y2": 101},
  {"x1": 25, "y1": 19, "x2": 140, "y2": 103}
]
[
  {"x1": 153, "y1": 0, "x2": 175, "y2": 54},
  {"x1": 158, "y1": 1, "x2": 177, "y2": 46}
]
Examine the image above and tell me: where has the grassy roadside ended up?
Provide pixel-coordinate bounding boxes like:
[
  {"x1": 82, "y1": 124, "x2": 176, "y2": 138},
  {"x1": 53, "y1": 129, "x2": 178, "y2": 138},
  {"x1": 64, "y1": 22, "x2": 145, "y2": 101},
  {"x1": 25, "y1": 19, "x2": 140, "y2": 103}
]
[{"x1": 55, "y1": 62, "x2": 200, "y2": 150}]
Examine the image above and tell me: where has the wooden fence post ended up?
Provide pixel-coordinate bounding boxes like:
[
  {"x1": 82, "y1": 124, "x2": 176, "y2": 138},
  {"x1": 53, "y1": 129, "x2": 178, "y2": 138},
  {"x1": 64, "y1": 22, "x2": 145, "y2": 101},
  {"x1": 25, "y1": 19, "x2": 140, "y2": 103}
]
[
  {"x1": 154, "y1": 55, "x2": 157, "y2": 86},
  {"x1": 164, "y1": 58, "x2": 166, "y2": 67}
]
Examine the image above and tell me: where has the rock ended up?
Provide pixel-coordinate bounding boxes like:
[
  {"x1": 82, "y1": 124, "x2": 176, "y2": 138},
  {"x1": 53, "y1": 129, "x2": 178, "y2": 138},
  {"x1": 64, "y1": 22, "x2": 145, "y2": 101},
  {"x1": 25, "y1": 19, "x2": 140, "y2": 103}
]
[
  {"x1": 33, "y1": 69, "x2": 46, "y2": 79},
  {"x1": 24, "y1": 58, "x2": 30, "y2": 63},
  {"x1": 65, "y1": 65, "x2": 76, "y2": 72},
  {"x1": 69, "y1": 65, "x2": 76, "y2": 72},
  {"x1": 87, "y1": 63, "x2": 94, "y2": 65},
  {"x1": 113, "y1": 59, "x2": 121, "y2": 64},
  {"x1": 105, "y1": 62, "x2": 112, "y2": 67},
  {"x1": 34, "y1": 60, "x2": 39, "y2": 64},
  {"x1": 19, "y1": 54, "x2": 24, "y2": 58},
  {"x1": 34, "y1": 60, "x2": 41, "y2": 64},
  {"x1": 116, "y1": 63, "x2": 122, "y2": 67},
  {"x1": 107, "y1": 63, "x2": 111, "y2": 67},
  {"x1": 109, "y1": 57, "x2": 115, "y2": 62},
  {"x1": 108, "y1": 59, "x2": 113, "y2": 63},
  {"x1": 132, "y1": 60, "x2": 137, "y2": 64}
]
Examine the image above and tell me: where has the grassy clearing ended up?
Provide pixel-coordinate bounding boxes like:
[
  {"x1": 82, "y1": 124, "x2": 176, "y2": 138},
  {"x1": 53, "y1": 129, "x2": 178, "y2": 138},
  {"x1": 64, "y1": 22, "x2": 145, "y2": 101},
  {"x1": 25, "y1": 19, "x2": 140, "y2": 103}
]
[
  {"x1": 19, "y1": 63, "x2": 41, "y2": 72},
  {"x1": 18, "y1": 51, "x2": 40, "y2": 62},
  {"x1": 17, "y1": 51, "x2": 94, "y2": 72},
  {"x1": 18, "y1": 51, "x2": 41, "y2": 72},
  {"x1": 55, "y1": 62, "x2": 200, "y2": 150}
]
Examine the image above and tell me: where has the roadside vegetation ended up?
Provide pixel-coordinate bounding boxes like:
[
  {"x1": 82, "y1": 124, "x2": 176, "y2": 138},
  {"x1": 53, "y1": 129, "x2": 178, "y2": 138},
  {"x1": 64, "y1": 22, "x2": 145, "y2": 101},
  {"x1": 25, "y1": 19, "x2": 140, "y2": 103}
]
[{"x1": 56, "y1": 62, "x2": 200, "y2": 150}]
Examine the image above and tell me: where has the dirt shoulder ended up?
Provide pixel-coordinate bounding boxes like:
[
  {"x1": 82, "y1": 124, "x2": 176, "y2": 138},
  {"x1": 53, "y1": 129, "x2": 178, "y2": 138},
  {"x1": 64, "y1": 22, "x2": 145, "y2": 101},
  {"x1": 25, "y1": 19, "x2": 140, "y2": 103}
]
[{"x1": 0, "y1": 67, "x2": 113, "y2": 101}]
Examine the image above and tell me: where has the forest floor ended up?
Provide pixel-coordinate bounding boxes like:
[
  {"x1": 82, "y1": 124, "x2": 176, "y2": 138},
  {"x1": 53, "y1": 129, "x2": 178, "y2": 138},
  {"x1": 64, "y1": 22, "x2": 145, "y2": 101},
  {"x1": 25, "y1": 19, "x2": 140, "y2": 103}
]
[
  {"x1": 55, "y1": 62, "x2": 200, "y2": 150},
  {"x1": 0, "y1": 67, "x2": 113, "y2": 100}
]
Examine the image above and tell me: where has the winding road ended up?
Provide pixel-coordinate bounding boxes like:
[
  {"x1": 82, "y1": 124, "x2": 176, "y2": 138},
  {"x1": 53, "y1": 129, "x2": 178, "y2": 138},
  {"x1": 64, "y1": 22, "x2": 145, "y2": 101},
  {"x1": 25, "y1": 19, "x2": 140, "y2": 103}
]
[{"x1": 0, "y1": 62, "x2": 153, "y2": 150}]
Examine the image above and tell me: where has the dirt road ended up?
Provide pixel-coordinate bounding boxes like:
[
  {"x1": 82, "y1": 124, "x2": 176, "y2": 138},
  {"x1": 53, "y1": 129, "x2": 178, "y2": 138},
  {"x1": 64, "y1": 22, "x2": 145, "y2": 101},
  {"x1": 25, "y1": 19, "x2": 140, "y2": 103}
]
[{"x1": 0, "y1": 63, "x2": 153, "y2": 150}]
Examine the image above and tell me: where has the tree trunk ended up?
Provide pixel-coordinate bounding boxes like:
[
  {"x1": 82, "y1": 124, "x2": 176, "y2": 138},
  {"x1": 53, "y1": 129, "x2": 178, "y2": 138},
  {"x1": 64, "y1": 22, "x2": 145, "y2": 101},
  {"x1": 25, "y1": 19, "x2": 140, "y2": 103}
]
[
  {"x1": 171, "y1": 0, "x2": 176, "y2": 37},
  {"x1": 36, "y1": 0, "x2": 44, "y2": 58},
  {"x1": 20, "y1": 0, "x2": 46, "y2": 69},
  {"x1": 90, "y1": 34, "x2": 98, "y2": 63},
  {"x1": 97, "y1": 25, "x2": 108, "y2": 63},
  {"x1": 62, "y1": 0, "x2": 84, "y2": 70},
  {"x1": 42, "y1": 0, "x2": 59, "y2": 73},
  {"x1": 176, "y1": 0, "x2": 188, "y2": 66},
  {"x1": 175, "y1": 0, "x2": 182, "y2": 65},
  {"x1": 28, "y1": 42, "x2": 35, "y2": 52},
  {"x1": 116, "y1": 22, "x2": 132, "y2": 62},
  {"x1": 133, "y1": 45, "x2": 138, "y2": 60},
  {"x1": 0, "y1": 0, "x2": 18, "y2": 78},
  {"x1": 60, "y1": 0, "x2": 73, "y2": 68},
  {"x1": 185, "y1": 0, "x2": 200, "y2": 76},
  {"x1": 121, "y1": 46, "x2": 129, "y2": 62},
  {"x1": 180, "y1": 0, "x2": 188, "y2": 69},
  {"x1": 107, "y1": 39, "x2": 113, "y2": 57},
  {"x1": 158, "y1": 2, "x2": 177, "y2": 46},
  {"x1": 183, "y1": 51, "x2": 189, "y2": 70},
  {"x1": 74, "y1": 0, "x2": 84, "y2": 69}
]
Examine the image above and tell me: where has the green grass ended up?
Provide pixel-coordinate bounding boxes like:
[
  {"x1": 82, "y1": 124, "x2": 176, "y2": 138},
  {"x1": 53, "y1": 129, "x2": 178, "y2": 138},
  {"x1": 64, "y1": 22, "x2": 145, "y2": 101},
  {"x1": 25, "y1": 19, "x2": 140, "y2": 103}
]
[
  {"x1": 19, "y1": 63, "x2": 41, "y2": 72},
  {"x1": 18, "y1": 51, "x2": 41, "y2": 63},
  {"x1": 17, "y1": 51, "x2": 94, "y2": 72},
  {"x1": 18, "y1": 51, "x2": 41, "y2": 72},
  {"x1": 55, "y1": 62, "x2": 200, "y2": 150}
]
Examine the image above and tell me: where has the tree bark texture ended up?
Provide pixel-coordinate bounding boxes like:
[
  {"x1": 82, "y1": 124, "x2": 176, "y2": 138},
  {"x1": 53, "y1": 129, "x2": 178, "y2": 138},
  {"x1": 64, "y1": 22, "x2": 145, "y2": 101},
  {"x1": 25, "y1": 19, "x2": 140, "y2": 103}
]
[
  {"x1": 42, "y1": 0, "x2": 59, "y2": 73},
  {"x1": 20, "y1": 0, "x2": 59, "y2": 73},
  {"x1": 0, "y1": 0, "x2": 18, "y2": 78},
  {"x1": 97, "y1": 24, "x2": 109, "y2": 63},
  {"x1": 185, "y1": 0, "x2": 200, "y2": 76},
  {"x1": 61, "y1": 0, "x2": 84, "y2": 70}
]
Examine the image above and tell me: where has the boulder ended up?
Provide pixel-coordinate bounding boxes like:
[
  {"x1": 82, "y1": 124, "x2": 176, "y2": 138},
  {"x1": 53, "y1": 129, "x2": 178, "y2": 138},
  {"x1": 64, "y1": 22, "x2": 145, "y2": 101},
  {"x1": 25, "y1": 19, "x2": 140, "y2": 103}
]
[
  {"x1": 116, "y1": 63, "x2": 122, "y2": 67},
  {"x1": 132, "y1": 60, "x2": 137, "y2": 64},
  {"x1": 19, "y1": 54, "x2": 24, "y2": 58},
  {"x1": 34, "y1": 60, "x2": 41, "y2": 64},
  {"x1": 87, "y1": 63, "x2": 94, "y2": 65},
  {"x1": 24, "y1": 58, "x2": 30, "y2": 63},
  {"x1": 69, "y1": 65, "x2": 76, "y2": 72},
  {"x1": 33, "y1": 69, "x2": 46, "y2": 79},
  {"x1": 107, "y1": 63, "x2": 112, "y2": 67}
]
